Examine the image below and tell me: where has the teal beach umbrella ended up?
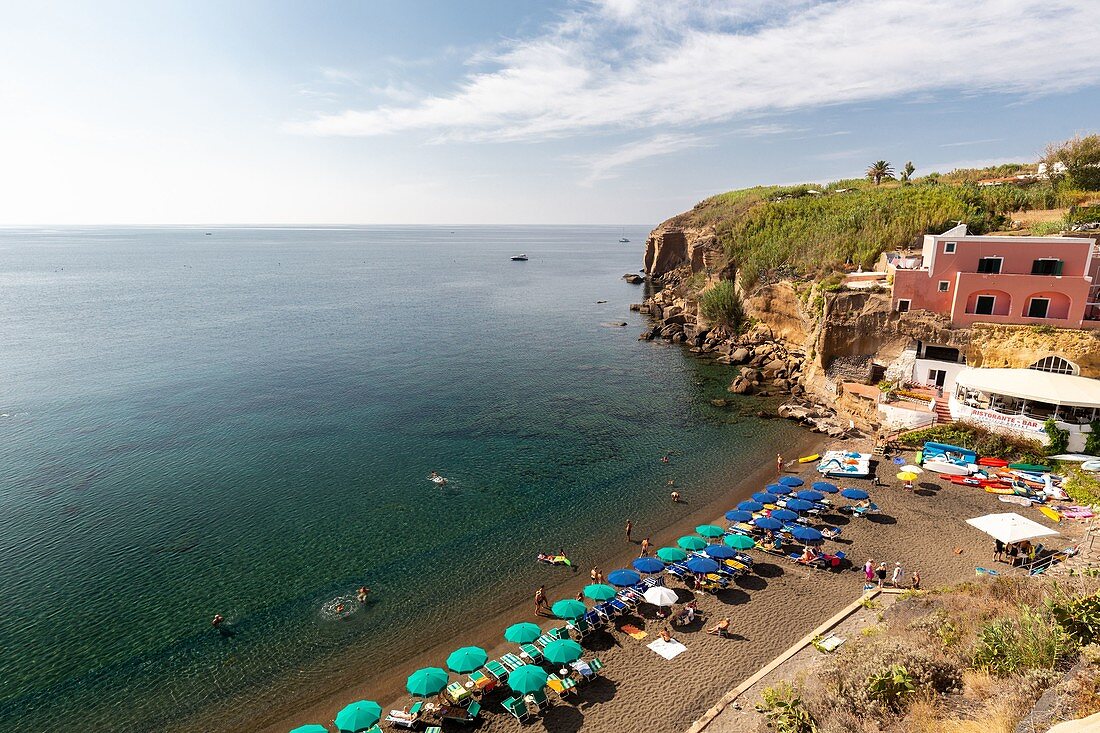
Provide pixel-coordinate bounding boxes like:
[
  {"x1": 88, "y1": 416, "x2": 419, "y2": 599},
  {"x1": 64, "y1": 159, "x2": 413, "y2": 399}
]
[
  {"x1": 508, "y1": 664, "x2": 549, "y2": 694},
  {"x1": 724, "y1": 534, "x2": 756, "y2": 550},
  {"x1": 406, "y1": 667, "x2": 449, "y2": 697},
  {"x1": 656, "y1": 546, "x2": 687, "y2": 562},
  {"x1": 551, "y1": 599, "x2": 587, "y2": 619},
  {"x1": 677, "y1": 535, "x2": 707, "y2": 551},
  {"x1": 542, "y1": 638, "x2": 583, "y2": 664},
  {"x1": 696, "y1": 524, "x2": 725, "y2": 538},
  {"x1": 504, "y1": 622, "x2": 541, "y2": 644},
  {"x1": 446, "y1": 646, "x2": 488, "y2": 674},
  {"x1": 334, "y1": 700, "x2": 382, "y2": 732},
  {"x1": 583, "y1": 583, "x2": 616, "y2": 601},
  {"x1": 290, "y1": 726, "x2": 330, "y2": 733}
]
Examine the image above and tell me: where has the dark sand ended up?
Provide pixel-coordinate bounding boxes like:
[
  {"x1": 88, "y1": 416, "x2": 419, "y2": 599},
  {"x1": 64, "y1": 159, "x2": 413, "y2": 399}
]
[{"x1": 264, "y1": 435, "x2": 1054, "y2": 733}]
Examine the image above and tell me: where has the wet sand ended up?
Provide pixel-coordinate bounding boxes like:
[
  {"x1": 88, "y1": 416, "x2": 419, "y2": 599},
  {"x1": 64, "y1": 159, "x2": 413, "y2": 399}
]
[{"x1": 263, "y1": 435, "x2": 1044, "y2": 733}]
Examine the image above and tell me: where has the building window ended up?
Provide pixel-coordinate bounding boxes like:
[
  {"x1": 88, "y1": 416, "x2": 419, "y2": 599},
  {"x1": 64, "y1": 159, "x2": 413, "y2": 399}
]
[
  {"x1": 974, "y1": 295, "x2": 996, "y2": 315},
  {"x1": 1031, "y1": 259, "x2": 1064, "y2": 276},
  {"x1": 944, "y1": 241, "x2": 957, "y2": 253},
  {"x1": 896, "y1": 299, "x2": 911, "y2": 313},
  {"x1": 1029, "y1": 356, "x2": 1078, "y2": 375},
  {"x1": 1027, "y1": 297, "x2": 1050, "y2": 318},
  {"x1": 938, "y1": 281, "x2": 949, "y2": 292},
  {"x1": 976, "y1": 257, "x2": 1002, "y2": 274}
]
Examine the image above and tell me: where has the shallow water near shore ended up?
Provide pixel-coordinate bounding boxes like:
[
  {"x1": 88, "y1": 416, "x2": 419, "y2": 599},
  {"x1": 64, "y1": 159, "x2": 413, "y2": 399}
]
[{"x1": 0, "y1": 226, "x2": 807, "y2": 732}]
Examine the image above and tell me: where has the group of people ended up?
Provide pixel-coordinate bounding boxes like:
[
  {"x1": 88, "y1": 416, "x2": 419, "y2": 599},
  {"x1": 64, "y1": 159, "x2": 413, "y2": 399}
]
[
  {"x1": 863, "y1": 559, "x2": 920, "y2": 589},
  {"x1": 993, "y1": 538, "x2": 1037, "y2": 566}
]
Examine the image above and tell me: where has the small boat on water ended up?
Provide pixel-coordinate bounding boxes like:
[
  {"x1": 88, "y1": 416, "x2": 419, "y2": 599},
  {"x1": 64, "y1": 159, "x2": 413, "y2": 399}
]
[
  {"x1": 618, "y1": 228, "x2": 630, "y2": 242},
  {"x1": 510, "y1": 254, "x2": 529, "y2": 261}
]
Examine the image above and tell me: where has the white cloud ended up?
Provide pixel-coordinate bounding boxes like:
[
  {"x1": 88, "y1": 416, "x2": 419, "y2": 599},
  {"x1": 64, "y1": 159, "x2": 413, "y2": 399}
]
[
  {"x1": 576, "y1": 133, "x2": 707, "y2": 186},
  {"x1": 288, "y1": 0, "x2": 1100, "y2": 142},
  {"x1": 939, "y1": 138, "x2": 1005, "y2": 148}
]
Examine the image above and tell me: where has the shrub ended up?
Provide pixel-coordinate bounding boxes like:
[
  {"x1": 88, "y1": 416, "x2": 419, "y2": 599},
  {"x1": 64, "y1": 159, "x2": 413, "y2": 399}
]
[
  {"x1": 867, "y1": 664, "x2": 917, "y2": 709},
  {"x1": 897, "y1": 421, "x2": 1044, "y2": 461},
  {"x1": 757, "y1": 681, "x2": 818, "y2": 733},
  {"x1": 1044, "y1": 419, "x2": 1071, "y2": 456},
  {"x1": 971, "y1": 605, "x2": 1077, "y2": 676},
  {"x1": 698, "y1": 280, "x2": 744, "y2": 329},
  {"x1": 1049, "y1": 590, "x2": 1100, "y2": 645},
  {"x1": 1084, "y1": 419, "x2": 1100, "y2": 456}
]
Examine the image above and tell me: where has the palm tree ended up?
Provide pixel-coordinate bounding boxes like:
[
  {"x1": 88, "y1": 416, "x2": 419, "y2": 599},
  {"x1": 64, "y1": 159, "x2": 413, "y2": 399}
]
[
  {"x1": 866, "y1": 160, "x2": 895, "y2": 185},
  {"x1": 900, "y1": 161, "x2": 915, "y2": 182}
]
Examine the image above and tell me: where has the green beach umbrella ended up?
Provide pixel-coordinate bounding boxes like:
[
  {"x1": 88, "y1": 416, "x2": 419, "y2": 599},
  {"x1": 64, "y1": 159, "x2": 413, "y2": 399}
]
[
  {"x1": 446, "y1": 646, "x2": 488, "y2": 674},
  {"x1": 656, "y1": 546, "x2": 688, "y2": 563},
  {"x1": 508, "y1": 664, "x2": 549, "y2": 694},
  {"x1": 290, "y1": 726, "x2": 329, "y2": 733},
  {"x1": 334, "y1": 700, "x2": 382, "y2": 732},
  {"x1": 551, "y1": 598, "x2": 587, "y2": 620},
  {"x1": 583, "y1": 583, "x2": 617, "y2": 601},
  {"x1": 724, "y1": 534, "x2": 756, "y2": 550},
  {"x1": 504, "y1": 622, "x2": 542, "y2": 644},
  {"x1": 542, "y1": 638, "x2": 583, "y2": 665},
  {"x1": 677, "y1": 535, "x2": 707, "y2": 551},
  {"x1": 696, "y1": 524, "x2": 725, "y2": 538},
  {"x1": 406, "y1": 666, "x2": 449, "y2": 697}
]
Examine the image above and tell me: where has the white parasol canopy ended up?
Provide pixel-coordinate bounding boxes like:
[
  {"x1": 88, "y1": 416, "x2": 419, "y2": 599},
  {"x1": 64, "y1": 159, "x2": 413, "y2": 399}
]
[
  {"x1": 643, "y1": 586, "x2": 679, "y2": 607},
  {"x1": 965, "y1": 512, "x2": 1060, "y2": 544}
]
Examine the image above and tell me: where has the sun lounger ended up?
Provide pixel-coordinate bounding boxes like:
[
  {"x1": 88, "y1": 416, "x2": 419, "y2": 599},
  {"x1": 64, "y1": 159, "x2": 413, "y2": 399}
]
[
  {"x1": 363, "y1": 726, "x2": 383, "y2": 733},
  {"x1": 607, "y1": 598, "x2": 630, "y2": 615},
  {"x1": 485, "y1": 660, "x2": 509, "y2": 680},
  {"x1": 445, "y1": 681, "x2": 472, "y2": 704},
  {"x1": 520, "y1": 643, "x2": 544, "y2": 662},
  {"x1": 851, "y1": 502, "x2": 880, "y2": 517},
  {"x1": 426, "y1": 727, "x2": 441, "y2": 733},
  {"x1": 527, "y1": 687, "x2": 552, "y2": 710},
  {"x1": 469, "y1": 669, "x2": 496, "y2": 691},
  {"x1": 385, "y1": 709, "x2": 420, "y2": 729},
  {"x1": 567, "y1": 618, "x2": 595, "y2": 639},
  {"x1": 589, "y1": 657, "x2": 604, "y2": 675},
  {"x1": 593, "y1": 604, "x2": 616, "y2": 624},
  {"x1": 500, "y1": 653, "x2": 525, "y2": 671},
  {"x1": 466, "y1": 701, "x2": 481, "y2": 719},
  {"x1": 547, "y1": 674, "x2": 577, "y2": 699},
  {"x1": 501, "y1": 696, "x2": 531, "y2": 721}
]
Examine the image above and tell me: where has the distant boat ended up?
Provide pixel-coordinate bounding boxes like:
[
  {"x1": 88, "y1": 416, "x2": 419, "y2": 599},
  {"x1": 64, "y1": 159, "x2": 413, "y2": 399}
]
[
  {"x1": 511, "y1": 254, "x2": 529, "y2": 261},
  {"x1": 205, "y1": 232, "x2": 212, "y2": 235},
  {"x1": 618, "y1": 228, "x2": 630, "y2": 242}
]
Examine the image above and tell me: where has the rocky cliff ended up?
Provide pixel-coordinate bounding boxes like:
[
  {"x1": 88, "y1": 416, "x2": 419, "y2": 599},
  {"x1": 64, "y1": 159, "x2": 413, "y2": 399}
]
[{"x1": 967, "y1": 325, "x2": 1100, "y2": 376}]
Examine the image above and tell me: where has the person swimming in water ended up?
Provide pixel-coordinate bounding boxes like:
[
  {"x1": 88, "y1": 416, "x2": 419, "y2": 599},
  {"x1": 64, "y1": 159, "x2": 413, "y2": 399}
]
[
  {"x1": 212, "y1": 614, "x2": 224, "y2": 628},
  {"x1": 357, "y1": 586, "x2": 370, "y2": 604}
]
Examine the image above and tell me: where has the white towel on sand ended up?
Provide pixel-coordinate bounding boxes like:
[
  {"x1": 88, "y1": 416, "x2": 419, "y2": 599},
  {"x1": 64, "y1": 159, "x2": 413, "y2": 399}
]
[{"x1": 647, "y1": 638, "x2": 687, "y2": 660}]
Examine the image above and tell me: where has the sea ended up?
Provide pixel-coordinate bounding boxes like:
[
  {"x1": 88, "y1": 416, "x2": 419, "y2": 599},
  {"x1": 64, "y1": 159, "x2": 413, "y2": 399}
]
[{"x1": 0, "y1": 226, "x2": 806, "y2": 732}]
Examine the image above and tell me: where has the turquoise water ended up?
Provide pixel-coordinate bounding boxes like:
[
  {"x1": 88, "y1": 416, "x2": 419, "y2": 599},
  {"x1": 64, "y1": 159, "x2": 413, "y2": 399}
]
[{"x1": 0, "y1": 227, "x2": 803, "y2": 732}]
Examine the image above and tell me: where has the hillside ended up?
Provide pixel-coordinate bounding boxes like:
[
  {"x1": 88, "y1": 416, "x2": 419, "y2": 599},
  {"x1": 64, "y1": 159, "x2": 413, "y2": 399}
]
[{"x1": 656, "y1": 162, "x2": 1097, "y2": 288}]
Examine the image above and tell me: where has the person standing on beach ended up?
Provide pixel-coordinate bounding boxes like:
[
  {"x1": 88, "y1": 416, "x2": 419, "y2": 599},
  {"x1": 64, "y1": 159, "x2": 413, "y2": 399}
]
[
  {"x1": 910, "y1": 570, "x2": 921, "y2": 590},
  {"x1": 534, "y1": 585, "x2": 550, "y2": 617},
  {"x1": 625, "y1": 520, "x2": 633, "y2": 542},
  {"x1": 640, "y1": 537, "x2": 651, "y2": 556},
  {"x1": 891, "y1": 562, "x2": 904, "y2": 588},
  {"x1": 863, "y1": 559, "x2": 874, "y2": 583},
  {"x1": 875, "y1": 562, "x2": 887, "y2": 588},
  {"x1": 994, "y1": 539, "x2": 1004, "y2": 562},
  {"x1": 777, "y1": 454, "x2": 783, "y2": 475},
  {"x1": 590, "y1": 567, "x2": 598, "y2": 583}
]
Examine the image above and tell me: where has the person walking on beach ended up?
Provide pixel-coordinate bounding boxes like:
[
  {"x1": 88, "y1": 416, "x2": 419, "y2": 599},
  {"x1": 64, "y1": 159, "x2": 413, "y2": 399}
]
[
  {"x1": 534, "y1": 585, "x2": 550, "y2": 617},
  {"x1": 875, "y1": 562, "x2": 887, "y2": 588},
  {"x1": 625, "y1": 520, "x2": 633, "y2": 543},
  {"x1": 910, "y1": 570, "x2": 921, "y2": 590},
  {"x1": 891, "y1": 562, "x2": 904, "y2": 588},
  {"x1": 776, "y1": 454, "x2": 783, "y2": 475},
  {"x1": 863, "y1": 559, "x2": 874, "y2": 583},
  {"x1": 590, "y1": 567, "x2": 598, "y2": 582},
  {"x1": 640, "y1": 537, "x2": 651, "y2": 556}
]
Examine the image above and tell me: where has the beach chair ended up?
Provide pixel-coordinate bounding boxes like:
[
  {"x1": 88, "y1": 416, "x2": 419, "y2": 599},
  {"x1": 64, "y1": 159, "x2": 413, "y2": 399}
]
[
  {"x1": 466, "y1": 701, "x2": 481, "y2": 719},
  {"x1": 589, "y1": 657, "x2": 604, "y2": 675},
  {"x1": 606, "y1": 598, "x2": 630, "y2": 616},
  {"x1": 469, "y1": 669, "x2": 497, "y2": 691},
  {"x1": 384, "y1": 706, "x2": 420, "y2": 729},
  {"x1": 501, "y1": 696, "x2": 531, "y2": 722},
  {"x1": 593, "y1": 603, "x2": 616, "y2": 624},
  {"x1": 520, "y1": 642, "x2": 544, "y2": 662},
  {"x1": 547, "y1": 673, "x2": 578, "y2": 699},
  {"x1": 363, "y1": 726, "x2": 383, "y2": 733},
  {"x1": 500, "y1": 652, "x2": 525, "y2": 671},
  {"x1": 567, "y1": 618, "x2": 593, "y2": 639},
  {"x1": 426, "y1": 727, "x2": 441, "y2": 733},
  {"x1": 485, "y1": 660, "x2": 509, "y2": 680},
  {"x1": 528, "y1": 687, "x2": 552, "y2": 710},
  {"x1": 665, "y1": 563, "x2": 688, "y2": 580},
  {"x1": 852, "y1": 502, "x2": 880, "y2": 517}
]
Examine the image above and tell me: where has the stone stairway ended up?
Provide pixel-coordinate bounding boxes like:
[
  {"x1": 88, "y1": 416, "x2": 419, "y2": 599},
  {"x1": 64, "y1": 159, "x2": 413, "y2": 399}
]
[{"x1": 932, "y1": 399, "x2": 953, "y2": 425}]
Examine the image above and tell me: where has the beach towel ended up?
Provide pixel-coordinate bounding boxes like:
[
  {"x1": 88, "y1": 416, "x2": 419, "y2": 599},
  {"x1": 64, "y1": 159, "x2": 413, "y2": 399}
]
[
  {"x1": 647, "y1": 638, "x2": 688, "y2": 660},
  {"x1": 620, "y1": 623, "x2": 648, "y2": 640}
]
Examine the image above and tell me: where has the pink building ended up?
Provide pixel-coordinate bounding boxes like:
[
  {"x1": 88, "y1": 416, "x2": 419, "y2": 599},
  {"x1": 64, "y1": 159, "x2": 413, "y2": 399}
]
[{"x1": 891, "y1": 225, "x2": 1100, "y2": 328}]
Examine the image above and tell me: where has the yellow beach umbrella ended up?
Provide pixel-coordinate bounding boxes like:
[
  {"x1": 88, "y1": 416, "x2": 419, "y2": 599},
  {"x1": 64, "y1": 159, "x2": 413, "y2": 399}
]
[{"x1": 897, "y1": 471, "x2": 918, "y2": 481}]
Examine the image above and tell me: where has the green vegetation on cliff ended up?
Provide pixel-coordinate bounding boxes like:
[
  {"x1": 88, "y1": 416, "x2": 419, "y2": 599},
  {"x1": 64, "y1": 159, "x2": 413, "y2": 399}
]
[{"x1": 667, "y1": 139, "x2": 1099, "y2": 287}]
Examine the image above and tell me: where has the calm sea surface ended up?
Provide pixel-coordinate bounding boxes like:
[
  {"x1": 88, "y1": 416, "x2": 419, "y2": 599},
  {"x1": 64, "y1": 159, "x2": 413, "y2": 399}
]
[{"x1": 0, "y1": 226, "x2": 804, "y2": 732}]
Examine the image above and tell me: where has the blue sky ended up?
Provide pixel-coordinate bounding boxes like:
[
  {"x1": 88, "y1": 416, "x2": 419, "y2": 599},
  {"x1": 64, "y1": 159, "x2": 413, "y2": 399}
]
[{"x1": 2, "y1": 0, "x2": 1100, "y2": 225}]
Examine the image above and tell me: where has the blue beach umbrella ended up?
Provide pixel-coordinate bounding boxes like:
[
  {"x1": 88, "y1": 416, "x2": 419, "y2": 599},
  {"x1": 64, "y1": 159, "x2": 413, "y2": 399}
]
[
  {"x1": 785, "y1": 499, "x2": 813, "y2": 513},
  {"x1": 504, "y1": 622, "x2": 541, "y2": 644},
  {"x1": 551, "y1": 599, "x2": 587, "y2": 620},
  {"x1": 685, "y1": 556, "x2": 719, "y2": 574},
  {"x1": 753, "y1": 516, "x2": 782, "y2": 530},
  {"x1": 770, "y1": 509, "x2": 798, "y2": 522},
  {"x1": 335, "y1": 700, "x2": 383, "y2": 732},
  {"x1": 724, "y1": 534, "x2": 756, "y2": 550},
  {"x1": 778, "y1": 476, "x2": 804, "y2": 487},
  {"x1": 607, "y1": 569, "x2": 641, "y2": 587},
  {"x1": 738, "y1": 500, "x2": 764, "y2": 512},
  {"x1": 812, "y1": 481, "x2": 839, "y2": 493},
  {"x1": 677, "y1": 535, "x2": 708, "y2": 551},
  {"x1": 291, "y1": 726, "x2": 330, "y2": 733},
  {"x1": 790, "y1": 526, "x2": 824, "y2": 545},
  {"x1": 446, "y1": 646, "x2": 488, "y2": 674},
  {"x1": 752, "y1": 492, "x2": 779, "y2": 504},
  {"x1": 796, "y1": 490, "x2": 825, "y2": 502},
  {"x1": 841, "y1": 488, "x2": 869, "y2": 500},
  {"x1": 766, "y1": 483, "x2": 793, "y2": 495},
  {"x1": 632, "y1": 556, "x2": 665, "y2": 574},
  {"x1": 725, "y1": 510, "x2": 753, "y2": 523},
  {"x1": 705, "y1": 544, "x2": 737, "y2": 559}
]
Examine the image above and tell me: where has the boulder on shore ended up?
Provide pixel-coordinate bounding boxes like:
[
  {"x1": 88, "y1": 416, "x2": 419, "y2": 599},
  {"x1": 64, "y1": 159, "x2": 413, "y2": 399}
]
[{"x1": 623, "y1": 273, "x2": 644, "y2": 284}]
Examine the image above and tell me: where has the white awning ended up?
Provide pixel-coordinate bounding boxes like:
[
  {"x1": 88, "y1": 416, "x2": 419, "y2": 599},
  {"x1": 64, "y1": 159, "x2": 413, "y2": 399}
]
[
  {"x1": 966, "y1": 512, "x2": 1060, "y2": 544},
  {"x1": 954, "y1": 368, "x2": 1100, "y2": 408}
]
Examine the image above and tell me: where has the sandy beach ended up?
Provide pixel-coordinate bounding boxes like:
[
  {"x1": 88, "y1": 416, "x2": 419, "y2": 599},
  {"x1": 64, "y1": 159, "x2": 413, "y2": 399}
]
[{"x1": 264, "y1": 433, "x2": 1061, "y2": 733}]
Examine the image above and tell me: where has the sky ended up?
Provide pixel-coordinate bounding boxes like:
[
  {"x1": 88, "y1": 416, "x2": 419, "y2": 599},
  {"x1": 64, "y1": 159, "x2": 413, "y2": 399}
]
[{"x1": 2, "y1": 0, "x2": 1100, "y2": 226}]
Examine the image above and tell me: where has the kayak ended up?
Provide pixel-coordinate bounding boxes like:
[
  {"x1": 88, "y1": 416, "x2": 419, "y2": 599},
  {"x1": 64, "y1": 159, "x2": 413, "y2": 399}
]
[
  {"x1": 1082, "y1": 459, "x2": 1100, "y2": 472},
  {"x1": 798, "y1": 454, "x2": 820, "y2": 463},
  {"x1": 924, "y1": 460, "x2": 970, "y2": 476},
  {"x1": 977, "y1": 457, "x2": 1008, "y2": 467},
  {"x1": 998, "y1": 495, "x2": 1033, "y2": 506},
  {"x1": 1038, "y1": 506, "x2": 1061, "y2": 522},
  {"x1": 985, "y1": 486, "x2": 1017, "y2": 494},
  {"x1": 1009, "y1": 463, "x2": 1050, "y2": 472},
  {"x1": 1048, "y1": 454, "x2": 1098, "y2": 462}
]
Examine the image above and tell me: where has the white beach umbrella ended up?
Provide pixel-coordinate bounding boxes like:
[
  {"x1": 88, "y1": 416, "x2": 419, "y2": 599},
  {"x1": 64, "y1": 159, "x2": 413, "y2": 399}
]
[
  {"x1": 900, "y1": 464, "x2": 923, "y2": 474},
  {"x1": 965, "y1": 513, "x2": 1059, "y2": 545},
  {"x1": 643, "y1": 586, "x2": 679, "y2": 607}
]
